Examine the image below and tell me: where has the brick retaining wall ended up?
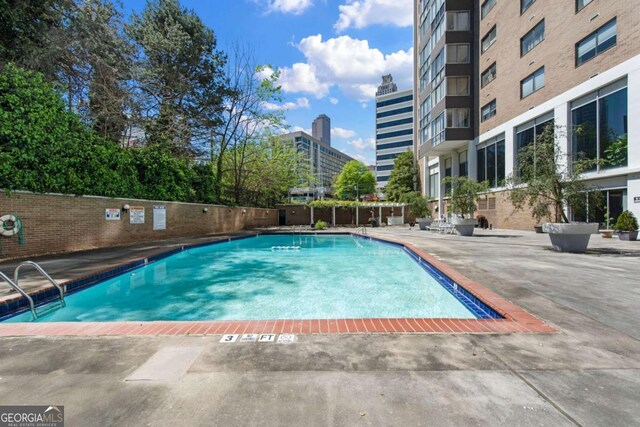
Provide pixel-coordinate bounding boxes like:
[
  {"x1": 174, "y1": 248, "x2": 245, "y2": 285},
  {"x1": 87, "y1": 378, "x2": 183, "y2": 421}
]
[{"x1": 0, "y1": 191, "x2": 277, "y2": 259}]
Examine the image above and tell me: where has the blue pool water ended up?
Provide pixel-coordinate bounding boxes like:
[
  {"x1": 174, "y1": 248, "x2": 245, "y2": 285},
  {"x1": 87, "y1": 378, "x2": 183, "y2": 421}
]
[{"x1": 6, "y1": 235, "x2": 486, "y2": 322}]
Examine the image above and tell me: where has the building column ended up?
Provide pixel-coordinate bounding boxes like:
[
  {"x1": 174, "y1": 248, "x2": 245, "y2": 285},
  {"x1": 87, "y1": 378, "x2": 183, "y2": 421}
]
[{"x1": 627, "y1": 66, "x2": 640, "y2": 220}]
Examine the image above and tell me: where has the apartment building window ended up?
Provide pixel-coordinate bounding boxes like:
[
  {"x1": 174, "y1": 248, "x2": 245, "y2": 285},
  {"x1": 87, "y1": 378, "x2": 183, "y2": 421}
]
[
  {"x1": 481, "y1": 26, "x2": 497, "y2": 53},
  {"x1": 447, "y1": 109, "x2": 470, "y2": 128},
  {"x1": 521, "y1": 67, "x2": 545, "y2": 98},
  {"x1": 481, "y1": 63, "x2": 497, "y2": 88},
  {"x1": 428, "y1": 165, "x2": 439, "y2": 199},
  {"x1": 444, "y1": 158, "x2": 453, "y2": 195},
  {"x1": 446, "y1": 44, "x2": 470, "y2": 64},
  {"x1": 432, "y1": 81, "x2": 445, "y2": 105},
  {"x1": 515, "y1": 112, "x2": 554, "y2": 175},
  {"x1": 576, "y1": 0, "x2": 594, "y2": 12},
  {"x1": 447, "y1": 76, "x2": 470, "y2": 96},
  {"x1": 521, "y1": 20, "x2": 544, "y2": 56},
  {"x1": 481, "y1": 100, "x2": 497, "y2": 122},
  {"x1": 521, "y1": 0, "x2": 535, "y2": 14},
  {"x1": 459, "y1": 151, "x2": 468, "y2": 177},
  {"x1": 572, "y1": 81, "x2": 628, "y2": 170},
  {"x1": 431, "y1": 113, "x2": 446, "y2": 146},
  {"x1": 446, "y1": 11, "x2": 470, "y2": 31},
  {"x1": 477, "y1": 136, "x2": 505, "y2": 188},
  {"x1": 481, "y1": 0, "x2": 496, "y2": 19},
  {"x1": 576, "y1": 18, "x2": 617, "y2": 66},
  {"x1": 431, "y1": 48, "x2": 445, "y2": 85}
]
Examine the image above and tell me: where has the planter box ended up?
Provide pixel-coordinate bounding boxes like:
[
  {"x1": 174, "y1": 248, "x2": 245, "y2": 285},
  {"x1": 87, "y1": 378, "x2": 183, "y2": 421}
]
[
  {"x1": 618, "y1": 231, "x2": 638, "y2": 241},
  {"x1": 417, "y1": 218, "x2": 432, "y2": 230},
  {"x1": 599, "y1": 230, "x2": 613, "y2": 238},
  {"x1": 452, "y1": 218, "x2": 477, "y2": 236},
  {"x1": 543, "y1": 222, "x2": 599, "y2": 253},
  {"x1": 534, "y1": 226, "x2": 544, "y2": 234}
]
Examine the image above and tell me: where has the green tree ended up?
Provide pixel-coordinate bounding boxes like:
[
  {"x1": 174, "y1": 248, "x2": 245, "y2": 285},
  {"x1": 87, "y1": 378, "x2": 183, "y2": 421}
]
[
  {"x1": 383, "y1": 151, "x2": 416, "y2": 201},
  {"x1": 334, "y1": 161, "x2": 375, "y2": 200},
  {"x1": 127, "y1": 0, "x2": 227, "y2": 157},
  {"x1": 442, "y1": 176, "x2": 489, "y2": 218},
  {"x1": 507, "y1": 124, "x2": 602, "y2": 223}
]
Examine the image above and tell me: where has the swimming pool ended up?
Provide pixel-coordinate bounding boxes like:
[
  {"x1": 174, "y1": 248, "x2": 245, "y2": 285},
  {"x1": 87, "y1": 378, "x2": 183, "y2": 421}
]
[{"x1": 4, "y1": 234, "x2": 501, "y2": 322}]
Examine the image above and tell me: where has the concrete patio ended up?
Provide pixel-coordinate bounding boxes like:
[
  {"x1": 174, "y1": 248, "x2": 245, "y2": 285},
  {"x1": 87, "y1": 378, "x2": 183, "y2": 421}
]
[{"x1": 0, "y1": 227, "x2": 639, "y2": 426}]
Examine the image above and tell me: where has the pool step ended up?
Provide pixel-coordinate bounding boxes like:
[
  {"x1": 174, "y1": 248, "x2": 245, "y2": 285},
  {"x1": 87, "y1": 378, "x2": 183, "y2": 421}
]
[{"x1": 270, "y1": 246, "x2": 301, "y2": 251}]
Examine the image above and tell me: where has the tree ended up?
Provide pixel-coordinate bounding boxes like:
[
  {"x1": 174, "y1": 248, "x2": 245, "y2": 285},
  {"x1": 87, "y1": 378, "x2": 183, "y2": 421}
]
[
  {"x1": 442, "y1": 176, "x2": 489, "y2": 219},
  {"x1": 334, "y1": 161, "x2": 376, "y2": 200},
  {"x1": 383, "y1": 151, "x2": 416, "y2": 201},
  {"x1": 127, "y1": 0, "x2": 227, "y2": 157},
  {"x1": 507, "y1": 124, "x2": 602, "y2": 224},
  {"x1": 211, "y1": 45, "x2": 284, "y2": 203},
  {"x1": 399, "y1": 191, "x2": 430, "y2": 218}
]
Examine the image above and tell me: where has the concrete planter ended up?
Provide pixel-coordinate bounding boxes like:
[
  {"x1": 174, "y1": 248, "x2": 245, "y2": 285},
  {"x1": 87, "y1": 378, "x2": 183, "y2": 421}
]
[
  {"x1": 618, "y1": 231, "x2": 638, "y2": 241},
  {"x1": 452, "y1": 218, "x2": 477, "y2": 236},
  {"x1": 416, "y1": 218, "x2": 432, "y2": 230},
  {"x1": 543, "y1": 222, "x2": 599, "y2": 253}
]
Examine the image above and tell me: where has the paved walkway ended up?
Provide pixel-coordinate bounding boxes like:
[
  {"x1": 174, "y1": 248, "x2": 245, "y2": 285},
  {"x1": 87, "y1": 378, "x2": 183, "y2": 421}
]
[{"x1": 0, "y1": 227, "x2": 639, "y2": 426}]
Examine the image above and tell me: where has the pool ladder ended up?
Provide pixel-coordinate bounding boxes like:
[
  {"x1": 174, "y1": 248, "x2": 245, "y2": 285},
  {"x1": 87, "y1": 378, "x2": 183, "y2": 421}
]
[
  {"x1": 0, "y1": 261, "x2": 65, "y2": 320},
  {"x1": 355, "y1": 227, "x2": 367, "y2": 236}
]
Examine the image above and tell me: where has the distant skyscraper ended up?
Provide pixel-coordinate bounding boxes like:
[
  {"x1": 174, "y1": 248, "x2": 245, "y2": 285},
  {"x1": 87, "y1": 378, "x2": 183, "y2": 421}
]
[
  {"x1": 376, "y1": 74, "x2": 398, "y2": 96},
  {"x1": 312, "y1": 114, "x2": 331, "y2": 146}
]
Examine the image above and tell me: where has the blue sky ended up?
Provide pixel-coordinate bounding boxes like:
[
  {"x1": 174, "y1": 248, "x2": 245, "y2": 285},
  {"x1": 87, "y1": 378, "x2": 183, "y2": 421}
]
[{"x1": 121, "y1": 0, "x2": 413, "y2": 165}]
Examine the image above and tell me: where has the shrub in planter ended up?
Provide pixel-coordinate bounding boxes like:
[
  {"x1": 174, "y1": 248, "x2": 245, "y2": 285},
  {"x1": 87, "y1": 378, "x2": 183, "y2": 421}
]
[
  {"x1": 614, "y1": 210, "x2": 638, "y2": 241},
  {"x1": 441, "y1": 177, "x2": 489, "y2": 236},
  {"x1": 314, "y1": 220, "x2": 328, "y2": 230}
]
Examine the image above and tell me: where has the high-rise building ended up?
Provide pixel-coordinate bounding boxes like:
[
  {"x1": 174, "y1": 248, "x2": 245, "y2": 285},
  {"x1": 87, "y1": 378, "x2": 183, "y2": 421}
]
[
  {"x1": 281, "y1": 125, "x2": 353, "y2": 201},
  {"x1": 375, "y1": 75, "x2": 414, "y2": 191},
  {"x1": 312, "y1": 114, "x2": 331, "y2": 146},
  {"x1": 414, "y1": 0, "x2": 640, "y2": 229}
]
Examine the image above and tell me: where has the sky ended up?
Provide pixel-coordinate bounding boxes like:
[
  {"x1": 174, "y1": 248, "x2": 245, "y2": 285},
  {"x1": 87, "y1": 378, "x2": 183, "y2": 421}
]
[{"x1": 120, "y1": 0, "x2": 414, "y2": 165}]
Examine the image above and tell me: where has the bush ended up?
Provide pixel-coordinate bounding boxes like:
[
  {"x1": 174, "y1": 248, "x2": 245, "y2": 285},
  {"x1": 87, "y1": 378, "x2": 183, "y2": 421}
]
[
  {"x1": 314, "y1": 220, "x2": 327, "y2": 230},
  {"x1": 614, "y1": 210, "x2": 638, "y2": 232}
]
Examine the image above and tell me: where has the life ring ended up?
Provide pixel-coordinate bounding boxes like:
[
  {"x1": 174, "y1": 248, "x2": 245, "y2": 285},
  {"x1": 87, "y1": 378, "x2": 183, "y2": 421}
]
[{"x1": 0, "y1": 215, "x2": 21, "y2": 237}]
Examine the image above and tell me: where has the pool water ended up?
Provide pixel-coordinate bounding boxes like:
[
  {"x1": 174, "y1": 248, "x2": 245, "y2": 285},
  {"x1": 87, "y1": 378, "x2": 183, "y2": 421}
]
[{"x1": 7, "y1": 235, "x2": 480, "y2": 322}]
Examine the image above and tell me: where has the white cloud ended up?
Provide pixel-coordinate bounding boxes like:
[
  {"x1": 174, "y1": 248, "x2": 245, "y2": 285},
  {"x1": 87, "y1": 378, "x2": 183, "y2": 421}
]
[
  {"x1": 345, "y1": 151, "x2": 374, "y2": 165},
  {"x1": 262, "y1": 97, "x2": 310, "y2": 111},
  {"x1": 347, "y1": 137, "x2": 375, "y2": 151},
  {"x1": 274, "y1": 34, "x2": 412, "y2": 100},
  {"x1": 334, "y1": 0, "x2": 413, "y2": 32},
  {"x1": 331, "y1": 127, "x2": 357, "y2": 139},
  {"x1": 261, "y1": 0, "x2": 313, "y2": 15},
  {"x1": 329, "y1": 97, "x2": 339, "y2": 105},
  {"x1": 290, "y1": 126, "x2": 312, "y2": 134}
]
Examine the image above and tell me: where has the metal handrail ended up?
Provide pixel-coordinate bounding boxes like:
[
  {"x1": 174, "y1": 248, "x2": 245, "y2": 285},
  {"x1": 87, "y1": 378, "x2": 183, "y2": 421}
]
[
  {"x1": 14, "y1": 261, "x2": 65, "y2": 306},
  {"x1": 0, "y1": 272, "x2": 37, "y2": 319},
  {"x1": 355, "y1": 227, "x2": 367, "y2": 236}
]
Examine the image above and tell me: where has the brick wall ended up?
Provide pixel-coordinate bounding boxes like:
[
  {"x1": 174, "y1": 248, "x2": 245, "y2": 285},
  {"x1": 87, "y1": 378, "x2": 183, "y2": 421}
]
[{"x1": 0, "y1": 191, "x2": 277, "y2": 260}]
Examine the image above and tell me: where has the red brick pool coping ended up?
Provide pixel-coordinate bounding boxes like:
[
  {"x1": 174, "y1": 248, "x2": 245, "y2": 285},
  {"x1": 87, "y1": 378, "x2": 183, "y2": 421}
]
[{"x1": 0, "y1": 233, "x2": 556, "y2": 336}]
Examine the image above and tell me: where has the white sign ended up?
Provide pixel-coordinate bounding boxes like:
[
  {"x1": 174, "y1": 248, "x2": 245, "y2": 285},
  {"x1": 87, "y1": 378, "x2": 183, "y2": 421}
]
[
  {"x1": 105, "y1": 208, "x2": 121, "y2": 221},
  {"x1": 259, "y1": 334, "x2": 276, "y2": 342},
  {"x1": 129, "y1": 206, "x2": 145, "y2": 224},
  {"x1": 277, "y1": 334, "x2": 296, "y2": 344},
  {"x1": 219, "y1": 334, "x2": 239, "y2": 343},
  {"x1": 153, "y1": 205, "x2": 166, "y2": 230},
  {"x1": 240, "y1": 334, "x2": 258, "y2": 342}
]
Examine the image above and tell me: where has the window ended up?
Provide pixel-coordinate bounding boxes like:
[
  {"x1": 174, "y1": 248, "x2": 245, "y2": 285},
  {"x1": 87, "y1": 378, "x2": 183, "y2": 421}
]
[
  {"x1": 447, "y1": 76, "x2": 470, "y2": 96},
  {"x1": 444, "y1": 158, "x2": 452, "y2": 195},
  {"x1": 431, "y1": 113, "x2": 445, "y2": 146},
  {"x1": 377, "y1": 106, "x2": 412, "y2": 119},
  {"x1": 428, "y1": 165, "x2": 439, "y2": 199},
  {"x1": 482, "y1": 26, "x2": 497, "y2": 53},
  {"x1": 376, "y1": 95, "x2": 413, "y2": 108},
  {"x1": 446, "y1": 109, "x2": 470, "y2": 128},
  {"x1": 521, "y1": 20, "x2": 544, "y2": 56},
  {"x1": 481, "y1": 100, "x2": 497, "y2": 122},
  {"x1": 521, "y1": 0, "x2": 535, "y2": 13},
  {"x1": 477, "y1": 137, "x2": 505, "y2": 188},
  {"x1": 572, "y1": 82, "x2": 628, "y2": 170},
  {"x1": 431, "y1": 48, "x2": 445, "y2": 84},
  {"x1": 481, "y1": 0, "x2": 496, "y2": 19},
  {"x1": 576, "y1": 18, "x2": 617, "y2": 66},
  {"x1": 481, "y1": 63, "x2": 496, "y2": 88},
  {"x1": 521, "y1": 67, "x2": 545, "y2": 98},
  {"x1": 459, "y1": 151, "x2": 468, "y2": 177},
  {"x1": 576, "y1": 0, "x2": 594, "y2": 12},
  {"x1": 446, "y1": 11, "x2": 470, "y2": 31},
  {"x1": 515, "y1": 113, "x2": 554, "y2": 175},
  {"x1": 446, "y1": 44, "x2": 470, "y2": 64},
  {"x1": 376, "y1": 117, "x2": 413, "y2": 129},
  {"x1": 377, "y1": 128, "x2": 413, "y2": 140}
]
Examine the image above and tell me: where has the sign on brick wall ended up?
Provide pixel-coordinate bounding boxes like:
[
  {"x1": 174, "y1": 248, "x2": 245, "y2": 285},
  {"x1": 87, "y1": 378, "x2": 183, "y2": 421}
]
[
  {"x1": 153, "y1": 205, "x2": 166, "y2": 230},
  {"x1": 130, "y1": 206, "x2": 145, "y2": 224},
  {"x1": 105, "y1": 208, "x2": 120, "y2": 221}
]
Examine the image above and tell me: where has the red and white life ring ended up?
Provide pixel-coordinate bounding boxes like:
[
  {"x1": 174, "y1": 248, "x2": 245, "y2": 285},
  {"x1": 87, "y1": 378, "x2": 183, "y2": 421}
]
[{"x1": 0, "y1": 215, "x2": 21, "y2": 237}]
